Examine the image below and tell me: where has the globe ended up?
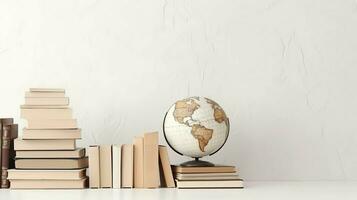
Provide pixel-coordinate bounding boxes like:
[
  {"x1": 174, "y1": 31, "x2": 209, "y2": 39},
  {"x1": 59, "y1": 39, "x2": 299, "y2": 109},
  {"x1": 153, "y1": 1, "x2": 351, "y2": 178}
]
[{"x1": 163, "y1": 97, "x2": 230, "y2": 164}]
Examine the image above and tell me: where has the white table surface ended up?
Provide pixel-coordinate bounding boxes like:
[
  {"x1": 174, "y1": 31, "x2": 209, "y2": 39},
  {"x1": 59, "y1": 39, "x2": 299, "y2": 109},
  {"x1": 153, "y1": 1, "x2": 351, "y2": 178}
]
[{"x1": 1, "y1": 181, "x2": 356, "y2": 200}]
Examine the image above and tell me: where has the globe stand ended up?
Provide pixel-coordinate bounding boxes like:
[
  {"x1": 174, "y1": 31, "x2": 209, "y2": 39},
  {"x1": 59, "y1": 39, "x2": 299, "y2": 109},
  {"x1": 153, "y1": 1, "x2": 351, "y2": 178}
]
[{"x1": 180, "y1": 158, "x2": 215, "y2": 167}]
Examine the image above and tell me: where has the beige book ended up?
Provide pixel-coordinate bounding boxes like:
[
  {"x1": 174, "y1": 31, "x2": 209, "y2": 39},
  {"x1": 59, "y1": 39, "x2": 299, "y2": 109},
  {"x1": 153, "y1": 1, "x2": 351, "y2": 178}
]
[
  {"x1": 22, "y1": 129, "x2": 81, "y2": 140},
  {"x1": 25, "y1": 97, "x2": 69, "y2": 106},
  {"x1": 21, "y1": 108, "x2": 72, "y2": 119},
  {"x1": 88, "y1": 145, "x2": 100, "y2": 188},
  {"x1": 99, "y1": 145, "x2": 112, "y2": 188},
  {"x1": 158, "y1": 146, "x2": 175, "y2": 188},
  {"x1": 9, "y1": 178, "x2": 87, "y2": 189},
  {"x1": 112, "y1": 144, "x2": 121, "y2": 188},
  {"x1": 16, "y1": 148, "x2": 85, "y2": 158},
  {"x1": 133, "y1": 136, "x2": 144, "y2": 188},
  {"x1": 21, "y1": 105, "x2": 69, "y2": 109},
  {"x1": 26, "y1": 119, "x2": 77, "y2": 129},
  {"x1": 121, "y1": 144, "x2": 133, "y2": 188},
  {"x1": 143, "y1": 132, "x2": 159, "y2": 188},
  {"x1": 176, "y1": 175, "x2": 240, "y2": 181},
  {"x1": 7, "y1": 169, "x2": 86, "y2": 180},
  {"x1": 25, "y1": 91, "x2": 65, "y2": 98},
  {"x1": 175, "y1": 179, "x2": 244, "y2": 189},
  {"x1": 172, "y1": 165, "x2": 236, "y2": 174},
  {"x1": 14, "y1": 139, "x2": 76, "y2": 150},
  {"x1": 30, "y1": 88, "x2": 65, "y2": 93},
  {"x1": 15, "y1": 157, "x2": 88, "y2": 169}
]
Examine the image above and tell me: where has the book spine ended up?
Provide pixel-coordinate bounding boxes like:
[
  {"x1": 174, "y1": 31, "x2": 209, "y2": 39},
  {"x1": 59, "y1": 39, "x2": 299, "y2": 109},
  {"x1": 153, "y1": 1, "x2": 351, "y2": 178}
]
[
  {"x1": 0, "y1": 118, "x2": 13, "y2": 187},
  {"x1": 1, "y1": 125, "x2": 11, "y2": 188}
]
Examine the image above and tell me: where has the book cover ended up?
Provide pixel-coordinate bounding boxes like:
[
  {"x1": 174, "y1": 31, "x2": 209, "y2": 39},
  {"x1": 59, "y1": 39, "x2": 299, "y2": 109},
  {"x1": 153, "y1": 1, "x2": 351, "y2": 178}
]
[
  {"x1": 121, "y1": 144, "x2": 133, "y2": 188},
  {"x1": 7, "y1": 169, "x2": 86, "y2": 180},
  {"x1": 88, "y1": 145, "x2": 100, "y2": 188},
  {"x1": 15, "y1": 157, "x2": 88, "y2": 169},
  {"x1": 158, "y1": 145, "x2": 175, "y2": 188},
  {"x1": 16, "y1": 148, "x2": 85, "y2": 159},
  {"x1": 25, "y1": 91, "x2": 65, "y2": 98},
  {"x1": 26, "y1": 119, "x2": 77, "y2": 129},
  {"x1": 0, "y1": 118, "x2": 13, "y2": 186},
  {"x1": 172, "y1": 165, "x2": 236, "y2": 174},
  {"x1": 21, "y1": 108, "x2": 72, "y2": 119},
  {"x1": 112, "y1": 144, "x2": 121, "y2": 188},
  {"x1": 133, "y1": 136, "x2": 144, "y2": 188},
  {"x1": 1, "y1": 124, "x2": 18, "y2": 188},
  {"x1": 14, "y1": 139, "x2": 76, "y2": 151},
  {"x1": 24, "y1": 97, "x2": 69, "y2": 106},
  {"x1": 175, "y1": 179, "x2": 244, "y2": 189},
  {"x1": 22, "y1": 129, "x2": 81, "y2": 140},
  {"x1": 99, "y1": 145, "x2": 112, "y2": 188},
  {"x1": 143, "y1": 132, "x2": 159, "y2": 188},
  {"x1": 29, "y1": 88, "x2": 65, "y2": 93},
  {"x1": 9, "y1": 178, "x2": 88, "y2": 189}
]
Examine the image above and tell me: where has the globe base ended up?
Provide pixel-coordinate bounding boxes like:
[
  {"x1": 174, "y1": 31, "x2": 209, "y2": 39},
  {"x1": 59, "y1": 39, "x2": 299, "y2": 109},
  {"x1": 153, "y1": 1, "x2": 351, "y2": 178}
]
[{"x1": 180, "y1": 158, "x2": 215, "y2": 167}]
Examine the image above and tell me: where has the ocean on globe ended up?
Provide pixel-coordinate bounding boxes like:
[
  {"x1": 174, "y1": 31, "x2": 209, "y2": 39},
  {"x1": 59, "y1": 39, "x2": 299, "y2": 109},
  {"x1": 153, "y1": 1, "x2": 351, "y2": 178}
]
[{"x1": 163, "y1": 97, "x2": 229, "y2": 158}]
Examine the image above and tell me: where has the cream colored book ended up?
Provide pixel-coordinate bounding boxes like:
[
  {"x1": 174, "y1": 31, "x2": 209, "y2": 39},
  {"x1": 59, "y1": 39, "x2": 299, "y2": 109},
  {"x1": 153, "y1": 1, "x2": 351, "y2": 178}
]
[
  {"x1": 99, "y1": 145, "x2": 112, "y2": 188},
  {"x1": 25, "y1": 91, "x2": 65, "y2": 98},
  {"x1": 143, "y1": 132, "x2": 159, "y2": 188},
  {"x1": 133, "y1": 136, "x2": 144, "y2": 188},
  {"x1": 112, "y1": 144, "x2": 121, "y2": 188},
  {"x1": 172, "y1": 165, "x2": 236, "y2": 174},
  {"x1": 14, "y1": 139, "x2": 76, "y2": 150},
  {"x1": 25, "y1": 97, "x2": 69, "y2": 106},
  {"x1": 16, "y1": 148, "x2": 85, "y2": 158},
  {"x1": 175, "y1": 179, "x2": 244, "y2": 189},
  {"x1": 88, "y1": 145, "x2": 100, "y2": 188},
  {"x1": 26, "y1": 119, "x2": 77, "y2": 129},
  {"x1": 7, "y1": 169, "x2": 86, "y2": 180},
  {"x1": 121, "y1": 144, "x2": 133, "y2": 188},
  {"x1": 158, "y1": 146, "x2": 175, "y2": 188},
  {"x1": 9, "y1": 178, "x2": 87, "y2": 189},
  {"x1": 22, "y1": 129, "x2": 81, "y2": 139},
  {"x1": 15, "y1": 157, "x2": 88, "y2": 169},
  {"x1": 21, "y1": 105, "x2": 69, "y2": 109},
  {"x1": 30, "y1": 88, "x2": 65, "y2": 93},
  {"x1": 21, "y1": 108, "x2": 72, "y2": 119}
]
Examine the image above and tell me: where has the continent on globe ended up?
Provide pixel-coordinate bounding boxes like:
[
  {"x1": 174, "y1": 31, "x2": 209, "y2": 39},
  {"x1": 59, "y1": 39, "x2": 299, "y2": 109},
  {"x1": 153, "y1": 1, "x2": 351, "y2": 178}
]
[
  {"x1": 206, "y1": 98, "x2": 229, "y2": 125},
  {"x1": 173, "y1": 98, "x2": 200, "y2": 125},
  {"x1": 191, "y1": 124, "x2": 213, "y2": 152}
]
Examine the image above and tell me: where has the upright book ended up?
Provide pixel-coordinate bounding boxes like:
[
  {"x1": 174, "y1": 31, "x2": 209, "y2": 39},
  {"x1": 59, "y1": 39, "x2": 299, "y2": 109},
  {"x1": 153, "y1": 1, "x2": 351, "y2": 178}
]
[
  {"x1": 121, "y1": 144, "x2": 133, "y2": 188},
  {"x1": 88, "y1": 145, "x2": 100, "y2": 188},
  {"x1": 143, "y1": 132, "x2": 159, "y2": 188},
  {"x1": 112, "y1": 144, "x2": 121, "y2": 188},
  {"x1": 99, "y1": 145, "x2": 112, "y2": 188},
  {"x1": 1, "y1": 124, "x2": 17, "y2": 188},
  {"x1": 158, "y1": 145, "x2": 175, "y2": 188}
]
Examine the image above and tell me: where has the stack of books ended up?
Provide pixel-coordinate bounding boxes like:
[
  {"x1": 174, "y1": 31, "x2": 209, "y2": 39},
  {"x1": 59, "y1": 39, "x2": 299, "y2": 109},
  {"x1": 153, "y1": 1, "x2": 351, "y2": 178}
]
[
  {"x1": 173, "y1": 165, "x2": 244, "y2": 189},
  {"x1": 0, "y1": 118, "x2": 18, "y2": 188},
  {"x1": 8, "y1": 88, "x2": 88, "y2": 189},
  {"x1": 88, "y1": 132, "x2": 175, "y2": 189}
]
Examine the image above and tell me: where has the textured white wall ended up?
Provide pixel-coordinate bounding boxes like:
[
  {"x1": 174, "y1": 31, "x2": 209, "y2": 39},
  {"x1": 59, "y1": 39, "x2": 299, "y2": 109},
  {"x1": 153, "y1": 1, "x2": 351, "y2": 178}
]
[{"x1": 1, "y1": 0, "x2": 357, "y2": 181}]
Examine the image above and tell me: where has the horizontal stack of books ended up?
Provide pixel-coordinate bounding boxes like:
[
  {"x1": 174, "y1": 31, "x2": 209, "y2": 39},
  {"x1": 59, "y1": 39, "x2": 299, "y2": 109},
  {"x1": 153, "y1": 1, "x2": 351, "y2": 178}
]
[
  {"x1": 88, "y1": 132, "x2": 175, "y2": 188},
  {"x1": 8, "y1": 88, "x2": 88, "y2": 189},
  {"x1": 173, "y1": 165, "x2": 244, "y2": 189}
]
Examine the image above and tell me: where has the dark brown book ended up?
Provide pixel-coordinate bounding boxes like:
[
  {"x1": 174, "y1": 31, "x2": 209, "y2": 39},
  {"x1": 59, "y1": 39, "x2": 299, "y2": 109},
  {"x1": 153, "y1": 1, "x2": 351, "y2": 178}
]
[
  {"x1": 1, "y1": 124, "x2": 18, "y2": 188},
  {"x1": 0, "y1": 118, "x2": 14, "y2": 188}
]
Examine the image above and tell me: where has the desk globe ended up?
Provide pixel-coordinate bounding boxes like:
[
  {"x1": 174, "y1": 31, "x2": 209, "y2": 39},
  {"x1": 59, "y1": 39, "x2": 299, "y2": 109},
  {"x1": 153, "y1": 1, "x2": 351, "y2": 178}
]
[{"x1": 163, "y1": 97, "x2": 230, "y2": 166}]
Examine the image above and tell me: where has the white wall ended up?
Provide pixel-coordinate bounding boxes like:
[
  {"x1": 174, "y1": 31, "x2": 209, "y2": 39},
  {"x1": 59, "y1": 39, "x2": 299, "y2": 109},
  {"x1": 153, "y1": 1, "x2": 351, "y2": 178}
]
[{"x1": 1, "y1": 0, "x2": 357, "y2": 181}]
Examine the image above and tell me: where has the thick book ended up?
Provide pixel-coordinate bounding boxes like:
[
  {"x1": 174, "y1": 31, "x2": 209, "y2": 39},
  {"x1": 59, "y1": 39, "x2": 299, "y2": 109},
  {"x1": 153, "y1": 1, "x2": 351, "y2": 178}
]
[
  {"x1": 9, "y1": 178, "x2": 87, "y2": 189},
  {"x1": 158, "y1": 146, "x2": 175, "y2": 188},
  {"x1": 172, "y1": 165, "x2": 236, "y2": 174},
  {"x1": 99, "y1": 145, "x2": 112, "y2": 188},
  {"x1": 24, "y1": 97, "x2": 69, "y2": 106},
  {"x1": 133, "y1": 136, "x2": 144, "y2": 188},
  {"x1": 16, "y1": 148, "x2": 85, "y2": 158},
  {"x1": 121, "y1": 144, "x2": 133, "y2": 188},
  {"x1": 26, "y1": 119, "x2": 77, "y2": 129},
  {"x1": 14, "y1": 139, "x2": 76, "y2": 150},
  {"x1": 7, "y1": 169, "x2": 86, "y2": 180},
  {"x1": 88, "y1": 145, "x2": 100, "y2": 188},
  {"x1": 22, "y1": 129, "x2": 81, "y2": 140},
  {"x1": 15, "y1": 157, "x2": 88, "y2": 169},
  {"x1": 112, "y1": 144, "x2": 121, "y2": 188},
  {"x1": 143, "y1": 132, "x2": 159, "y2": 188},
  {"x1": 25, "y1": 91, "x2": 65, "y2": 98},
  {"x1": 0, "y1": 118, "x2": 13, "y2": 184},
  {"x1": 21, "y1": 108, "x2": 72, "y2": 119},
  {"x1": 1, "y1": 124, "x2": 18, "y2": 188},
  {"x1": 175, "y1": 179, "x2": 244, "y2": 189},
  {"x1": 29, "y1": 88, "x2": 65, "y2": 93}
]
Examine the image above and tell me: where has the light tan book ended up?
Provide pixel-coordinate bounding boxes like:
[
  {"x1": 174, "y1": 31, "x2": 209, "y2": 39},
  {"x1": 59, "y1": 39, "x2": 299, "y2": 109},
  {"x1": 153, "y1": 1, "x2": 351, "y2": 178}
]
[
  {"x1": 21, "y1": 108, "x2": 72, "y2": 119},
  {"x1": 7, "y1": 169, "x2": 86, "y2": 180},
  {"x1": 22, "y1": 129, "x2": 81, "y2": 140},
  {"x1": 99, "y1": 145, "x2": 112, "y2": 188},
  {"x1": 26, "y1": 119, "x2": 77, "y2": 129},
  {"x1": 21, "y1": 105, "x2": 69, "y2": 109},
  {"x1": 172, "y1": 165, "x2": 236, "y2": 174},
  {"x1": 143, "y1": 132, "x2": 159, "y2": 188},
  {"x1": 9, "y1": 178, "x2": 87, "y2": 189},
  {"x1": 133, "y1": 136, "x2": 144, "y2": 188},
  {"x1": 158, "y1": 146, "x2": 175, "y2": 188},
  {"x1": 25, "y1": 91, "x2": 65, "y2": 98},
  {"x1": 88, "y1": 145, "x2": 100, "y2": 188},
  {"x1": 14, "y1": 139, "x2": 76, "y2": 150},
  {"x1": 25, "y1": 97, "x2": 69, "y2": 106},
  {"x1": 175, "y1": 179, "x2": 244, "y2": 189},
  {"x1": 112, "y1": 144, "x2": 121, "y2": 188},
  {"x1": 121, "y1": 144, "x2": 133, "y2": 188},
  {"x1": 15, "y1": 157, "x2": 88, "y2": 169},
  {"x1": 176, "y1": 175, "x2": 240, "y2": 180},
  {"x1": 16, "y1": 148, "x2": 85, "y2": 158},
  {"x1": 30, "y1": 88, "x2": 65, "y2": 93}
]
